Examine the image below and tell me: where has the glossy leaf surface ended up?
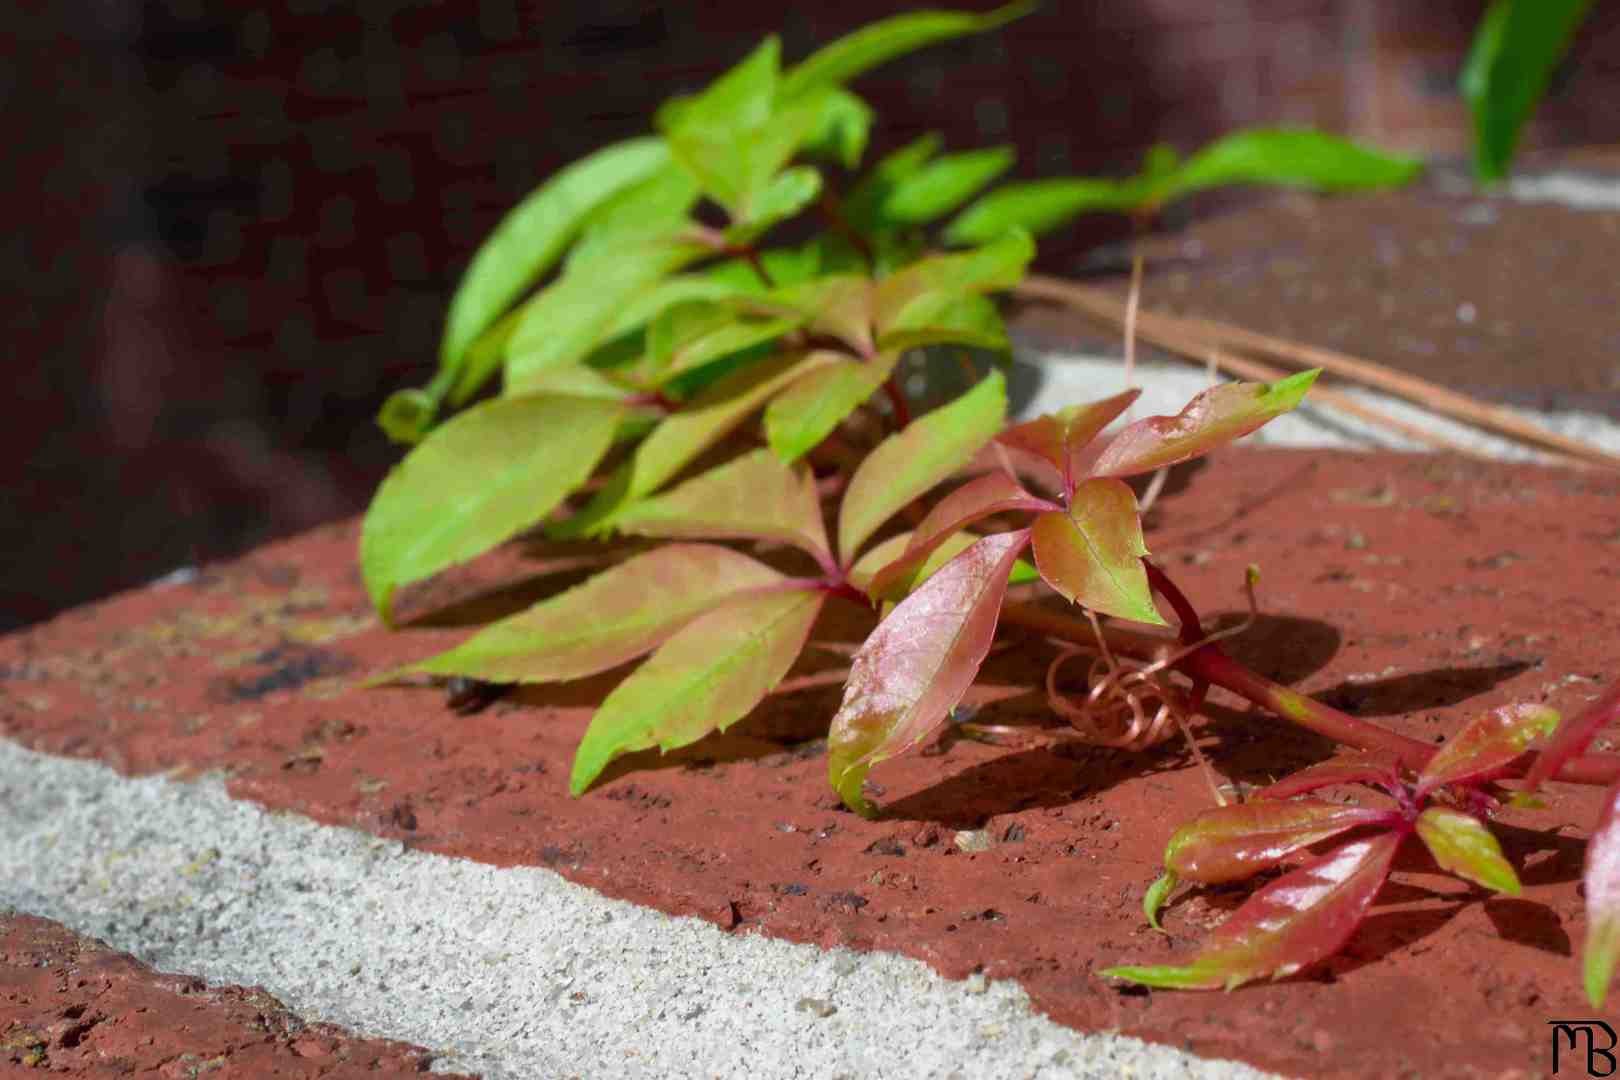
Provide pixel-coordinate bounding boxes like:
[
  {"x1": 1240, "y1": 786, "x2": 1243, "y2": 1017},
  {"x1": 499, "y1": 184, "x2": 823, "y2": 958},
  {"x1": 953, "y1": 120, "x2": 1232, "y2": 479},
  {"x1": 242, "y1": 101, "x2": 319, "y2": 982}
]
[
  {"x1": 838, "y1": 370, "x2": 1006, "y2": 563},
  {"x1": 1523, "y1": 680, "x2": 1620, "y2": 792},
  {"x1": 996, "y1": 389, "x2": 1140, "y2": 486},
  {"x1": 1030, "y1": 479, "x2": 1164, "y2": 624},
  {"x1": 571, "y1": 588, "x2": 824, "y2": 794},
  {"x1": 1257, "y1": 751, "x2": 1402, "y2": 801},
  {"x1": 1165, "y1": 800, "x2": 1393, "y2": 884},
  {"x1": 1091, "y1": 370, "x2": 1320, "y2": 479},
  {"x1": 360, "y1": 395, "x2": 621, "y2": 624},
  {"x1": 1415, "y1": 702, "x2": 1560, "y2": 796},
  {"x1": 1103, "y1": 833, "x2": 1399, "y2": 990},
  {"x1": 1414, "y1": 807, "x2": 1520, "y2": 895},
  {"x1": 827, "y1": 529, "x2": 1030, "y2": 817},
  {"x1": 405, "y1": 544, "x2": 783, "y2": 684},
  {"x1": 1584, "y1": 780, "x2": 1620, "y2": 1005}
]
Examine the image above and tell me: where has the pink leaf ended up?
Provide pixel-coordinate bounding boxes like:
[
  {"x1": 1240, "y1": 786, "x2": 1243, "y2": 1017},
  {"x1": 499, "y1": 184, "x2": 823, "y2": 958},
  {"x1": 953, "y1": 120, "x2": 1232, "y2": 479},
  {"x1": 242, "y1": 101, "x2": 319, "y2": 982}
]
[
  {"x1": 865, "y1": 472, "x2": 1053, "y2": 601},
  {"x1": 827, "y1": 529, "x2": 1031, "y2": 817},
  {"x1": 1257, "y1": 751, "x2": 1403, "y2": 801},
  {"x1": 1103, "y1": 832, "x2": 1400, "y2": 990},
  {"x1": 1166, "y1": 799, "x2": 1395, "y2": 884},
  {"x1": 996, "y1": 389, "x2": 1139, "y2": 488},
  {"x1": 1090, "y1": 370, "x2": 1320, "y2": 479},
  {"x1": 1525, "y1": 679, "x2": 1620, "y2": 792},
  {"x1": 1029, "y1": 479, "x2": 1165, "y2": 624},
  {"x1": 1415, "y1": 703, "x2": 1561, "y2": 797},
  {"x1": 1584, "y1": 779, "x2": 1620, "y2": 1006}
]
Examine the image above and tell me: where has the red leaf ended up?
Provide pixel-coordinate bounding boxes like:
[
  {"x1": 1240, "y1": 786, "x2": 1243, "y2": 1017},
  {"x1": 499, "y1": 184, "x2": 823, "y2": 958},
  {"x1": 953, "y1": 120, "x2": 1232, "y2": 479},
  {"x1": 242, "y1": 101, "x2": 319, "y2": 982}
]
[
  {"x1": 1525, "y1": 679, "x2": 1620, "y2": 793},
  {"x1": 1166, "y1": 799, "x2": 1395, "y2": 884},
  {"x1": 1103, "y1": 832, "x2": 1400, "y2": 990},
  {"x1": 827, "y1": 529, "x2": 1031, "y2": 816},
  {"x1": 864, "y1": 472, "x2": 1052, "y2": 601},
  {"x1": 1257, "y1": 751, "x2": 1403, "y2": 801},
  {"x1": 995, "y1": 389, "x2": 1139, "y2": 489},
  {"x1": 1416, "y1": 703, "x2": 1560, "y2": 796}
]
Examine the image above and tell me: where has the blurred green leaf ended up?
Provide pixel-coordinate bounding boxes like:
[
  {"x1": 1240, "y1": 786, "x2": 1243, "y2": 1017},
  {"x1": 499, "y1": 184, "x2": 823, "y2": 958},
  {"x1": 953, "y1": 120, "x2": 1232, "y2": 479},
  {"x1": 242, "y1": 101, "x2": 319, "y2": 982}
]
[
  {"x1": 882, "y1": 146, "x2": 1015, "y2": 226},
  {"x1": 1152, "y1": 129, "x2": 1423, "y2": 209},
  {"x1": 1462, "y1": 0, "x2": 1593, "y2": 182},
  {"x1": 944, "y1": 177, "x2": 1142, "y2": 245},
  {"x1": 876, "y1": 291, "x2": 1009, "y2": 353},
  {"x1": 797, "y1": 87, "x2": 875, "y2": 169},
  {"x1": 764, "y1": 353, "x2": 896, "y2": 463},
  {"x1": 730, "y1": 165, "x2": 824, "y2": 240},
  {"x1": 872, "y1": 228, "x2": 1034, "y2": 336},
  {"x1": 844, "y1": 133, "x2": 944, "y2": 233}
]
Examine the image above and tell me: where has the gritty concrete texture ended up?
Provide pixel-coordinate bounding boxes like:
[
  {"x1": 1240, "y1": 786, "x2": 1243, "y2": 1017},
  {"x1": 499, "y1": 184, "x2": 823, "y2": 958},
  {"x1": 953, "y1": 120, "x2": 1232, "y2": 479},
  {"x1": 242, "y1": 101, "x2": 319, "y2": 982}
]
[{"x1": 0, "y1": 738, "x2": 1277, "y2": 1080}]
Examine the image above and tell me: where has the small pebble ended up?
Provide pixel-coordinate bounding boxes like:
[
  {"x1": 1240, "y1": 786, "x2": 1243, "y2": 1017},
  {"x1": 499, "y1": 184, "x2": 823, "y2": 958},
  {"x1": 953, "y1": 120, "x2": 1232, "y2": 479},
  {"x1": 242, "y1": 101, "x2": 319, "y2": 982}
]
[
  {"x1": 796, "y1": 997, "x2": 838, "y2": 1018},
  {"x1": 964, "y1": 972, "x2": 989, "y2": 994},
  {"x1": 954, "y1": 829, "x2": 993, "y2": 853}
]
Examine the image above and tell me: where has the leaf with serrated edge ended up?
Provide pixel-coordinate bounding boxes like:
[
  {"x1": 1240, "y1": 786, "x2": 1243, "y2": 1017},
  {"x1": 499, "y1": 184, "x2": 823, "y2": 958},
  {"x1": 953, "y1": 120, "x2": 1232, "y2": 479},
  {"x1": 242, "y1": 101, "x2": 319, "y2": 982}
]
[
  {"x1": 1257, "y1": 751, "x2": 1403, "y2": 800},
  {"x1": 360, "y1": 395, "x2": 622, "y2": 624},
  {"x1": 764, "y1": 354, "x2": 895, "y2": 463},
  {"x1": 1166, "y1": 800, "x2": 1394, "y2": 885},
  {"x1": 571, "y1": 589, "x2": 824, "y2": 795},
  {"x1": 827, "y1": 529, "x2": 1030, "y2": 817},
  {"x1": 866, "y1": 472, "x2": 1053, "y2": 601},
  {"x1": 838, "y1": 371, "x2": 1006, "y2": 564},
  {"x1": 404, "y1": 544, "x2": 783, "y2": 684},
  {"x1": 1090, "y1": 371, "x2": 1320, "y2": 479},
  {"x1": 1030, "y1": 480, "x2": 1164, "y2": 624},
  {"x1": 1416, "y1": 703, "x2": 1560, "y2": 796},
  {"x1": 612, "y1": 449, "x2": 831, "y2": 567},
  {"x1": 1584, "y1": 780, "x2": 1620, "y2": 1005},
  {"x1": 1102, "y1": 832, "x2": 1400, "y2": 990},
  {"x1": 1414, "y1": 807, "x2": 1520, "y2": 895},
  {"x1": 996, "y1": 389, "x2": 1140, "y2": 486}
]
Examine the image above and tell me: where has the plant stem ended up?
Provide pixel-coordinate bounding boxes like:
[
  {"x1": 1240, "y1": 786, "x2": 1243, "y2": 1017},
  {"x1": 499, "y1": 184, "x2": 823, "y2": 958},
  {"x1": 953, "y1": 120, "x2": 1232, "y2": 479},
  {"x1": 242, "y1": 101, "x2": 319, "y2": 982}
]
[{"x1": 883, "y1": 377, "x2": 913, "y2": 428}]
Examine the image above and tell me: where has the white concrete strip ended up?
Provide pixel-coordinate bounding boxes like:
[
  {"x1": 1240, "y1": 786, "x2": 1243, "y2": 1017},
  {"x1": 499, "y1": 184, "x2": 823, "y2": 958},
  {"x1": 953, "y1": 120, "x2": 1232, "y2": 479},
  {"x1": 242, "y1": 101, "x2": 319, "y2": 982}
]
[{"x1": 0, "y1": 738, "x2": 1276, "y2": 1080}]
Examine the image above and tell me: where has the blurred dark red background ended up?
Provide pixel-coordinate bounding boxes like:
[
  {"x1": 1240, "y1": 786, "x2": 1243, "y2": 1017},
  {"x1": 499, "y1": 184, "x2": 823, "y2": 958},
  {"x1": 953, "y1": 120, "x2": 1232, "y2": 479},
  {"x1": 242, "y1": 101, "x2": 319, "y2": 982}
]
[{"x1": 6, "y1": 0, "x2": 1618, "y2": 630}]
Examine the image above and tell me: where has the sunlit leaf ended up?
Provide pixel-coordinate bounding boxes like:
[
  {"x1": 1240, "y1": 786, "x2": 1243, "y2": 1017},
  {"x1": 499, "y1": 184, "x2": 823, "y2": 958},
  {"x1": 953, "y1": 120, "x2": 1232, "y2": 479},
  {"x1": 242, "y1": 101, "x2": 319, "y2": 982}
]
[
  {"x1": 881, "y1": 146, "x2": 1015, "y2": 225},
  {"x1": 876, "y1": 292, "x2": 1011, "y2": 353},
  {"x1": 659, "y1": 37, "x2": 780, "y2": 209},
  {"x1": 730, "y1": 166, "x2": 824, "y2": 241},
  {"x1": 771, "y1": 274, "x2": 874, "y2": 354},
  {"x1": 1030, "y1": 480, "x2": 1164, "y2": 624},
  {"x1": 1583, "y1": 780, "x2": 1620, "y2": 1006},
  {"x1": 638, "y1": 301, "x2": 803, "y2": 387},
  {"x1": 827, "y1": 529, "x2": 1030, "y2": 817},
  {"x1": 571, "y1": 588, "x2": 824, "y2": 794},
  {"x1": 866, "y1": 471, "x2": 1053, "y2": 601},
  {"x1": 1144, "y1": 870, "x2": 1178, "y2": 932},
  {"x1": 838, "y1": 370, "x2": 1007, "y2": 564},
  {"x1": 779, "y1": 2, "x2": 1034, "y2": 100},
  {"x1": 1166, "y1": 799, "x2": 1395, "y2": 885},
  {"x1": 871, "y1": 228, "x2": 1034, "y2": 337},
  {"x1": 1524, "y1": 681, "x2": 1620, "y2": 792},
  {"x1": 1416, "y1": 702, "x2": 1561, "y2": 796},
  {"x1": 944, "y1": 177, "x2": 1143, "y2": 244},
  {"x1": 440, "y1": 137, "x2": 670, "y2": 376},
  {"x1": 764, "y1": 354, "x2": 896, "y2": 463},
  {"x1": 1090, "y1": 370, "x2": 1320, "y2": 479},
  {"x1": 612, "y1": 448, "x2": 832, "y2": 567},
  {"x1": 1257, "y1": 750, "x2": 1403, "y2": 801},
  {"x1": 1150, "y1": 129, "x2": 1423, "y2": 210},
  {"x1": 996, "y1": 389, "x2": 1140, "y2": 488},
  {"x1": 507, "y1": 364, "x2": 636, "y2": 401},
  {"x1": 1462, "y1": 0, "x2": 1594, "y2": 182},
  {"x1": 402, "y1": 544, "x2": 784, "y2": 684},
  {"x1": 565, "y1": 161, "x2": 703, "y2": 270},
  {"x1": 1102, "y1": 833, "x2": 1400, "y2": 990},
  {"x1": 848, "y1": 529, "x2": 1036, "y2": 597},
  {"x1": 1414, "y1": 807, "x2": 1520, "y2": 895}
]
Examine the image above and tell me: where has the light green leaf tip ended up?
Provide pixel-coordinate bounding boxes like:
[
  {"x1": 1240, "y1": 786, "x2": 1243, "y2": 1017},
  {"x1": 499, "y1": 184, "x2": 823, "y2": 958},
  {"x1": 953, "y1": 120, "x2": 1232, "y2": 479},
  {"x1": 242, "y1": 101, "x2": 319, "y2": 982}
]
[
  {"x1": 1586, "y1": 913, "x2": 1620, "y2": 1007},
  {"x1": 1144, "y1": 871, "x2": 1178, "y2": 932},
  {"x1": 1097, "y1": 964, "x2": 1214, "y2": 991}
]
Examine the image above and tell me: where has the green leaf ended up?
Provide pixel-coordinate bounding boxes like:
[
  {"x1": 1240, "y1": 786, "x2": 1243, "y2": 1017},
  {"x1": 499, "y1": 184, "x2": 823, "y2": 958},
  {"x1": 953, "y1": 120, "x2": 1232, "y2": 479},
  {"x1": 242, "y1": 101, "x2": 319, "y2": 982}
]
[
  {"x1": 1144, "y1": 871, "x2": 1178, "y2": 932},
  {"x1": 377, "y1": 373, "x2": 454, "y2": 446},
  {"x1": 1165, "y1": 799, "x2": 1394, "y2": 885},
  {"x1": 1462, "y1": 0, "x2": 1593, "y2": 182},
  {"x1": 844, "y1": 133, "x2": 944, "y2": 233},
  {"x1": 503, "y1": 237, "x2": 707, "y2": 390},
  {"x1": 771, "y1": 274, "x2": 874, "y2": 354},
  {"x1": 1102, "y1": 833, "x2": 1400, "y2": 991},
  {"x1": 838, "y1": 370, "x2": 1007, "y2": 564},
  {"x1": 1151, "y1": 129, "x2": 1423, "y2": 210},
  {"x1": 764, "y1": 354, "x2": 896, "y2": 463},
  {"x1": 1029, "y1": 480, "x2": 1164, "y2": 624},
  {"x1": 780, "y1": 1, "x2": 1034, "y2": 99},
  {"x1": 730, "y1": 165, "x2": 824, "y2": 240},
  {"x1": 1415, "y1": 702, "x2": 1561, "y2": 796},
  {"x1": 360, "y1": 394, "x2": 622, "y2": 624},
  {"x1": 612, "y1": 448, "x2": 832, "y2": 567},
  {"x1": 871, "y1": 228, "x2": 1034, "y2": 337},
  {"x1": 796, "y1": 87, "x2": 874, "y2": 169},
  {"x1": 571, "y1": 588, "x2": 824, "y2": 794},
  {"x1": 564, "y1": 162, "x2": 704, "y2": 271},
  {"x1": 876, "y1": 292, "x2": 1011, "y2": 353},
  {"x1": 848, "y1": 529, "x2": 1037, "y2": 597},
  {"x1": 1414, "y1": 807, "x2": 1520, "y2": 895},
  {"x1": 1091, "y1": 370, "x2": 1320, "y2": 479},
  {"x1": 440, "y1": 137, "x2": 671, "y2": 376},
  {"x1": 660, "y1": 37, "x2": 783, "y2": 209},
  {"x1": 881, "y1": 147, "x2": 1015, "y2": 226},
  {"x1": 1584, "y1": 781, "x2": 1620, "y2": 1005},
  {"x1": 827, "y1": 529, "x2": 1031, "y2": 817},
  {"x1": 944, "y1": 178, "x2": 1145, "y2": 244},
  {"x1": 402, "y1": 543, "x2": 784, "y2": 684},
  {"x1": 637, "y1": 301, "x2": 803, "y2": 387}
]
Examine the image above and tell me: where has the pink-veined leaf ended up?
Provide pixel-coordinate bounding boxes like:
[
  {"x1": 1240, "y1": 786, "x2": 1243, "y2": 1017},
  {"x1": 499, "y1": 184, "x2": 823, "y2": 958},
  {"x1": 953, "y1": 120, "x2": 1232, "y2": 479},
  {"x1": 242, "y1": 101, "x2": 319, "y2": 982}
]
[
  {"x1": 763, "y1": 353, "x2": 896, "y2": 463},
  {"x1": 1415, "y1": 703, "x2": 1561, "y2": 796},
  {"x1": 1524, "y1": 679, "x2": 1620, "y2": 792},
  {"x1": 865, "y1": 472, "x2": 1053, "y2": 601},
  {"x1": 1165, "y1": 799, "x2": 1395, "y2": 884},
  {"x1": 1414, "y1": 807, "x2": 1520, "y2": 895},
  {"x1": 1584, "y1": 779, "x2": 1620, "y2": 1006},
  {"x1": 846, "y1": 529, "x2": 1037, "y2": 598},
  {"x1": 827, "y1": 529, "x2": 1031, "y2": 817},
  {"x1": 1029, "y1": 479, "x2": 1165, "y2": 625},
  {"x1": 570, "y1": 588, "x2": 824, "y2": 795},
  {"x1": 996, "y1": 388, "x2": 1140, "y2": 488},
  {"x1": 837, "y1": 371, "x2": 1006, "y2": 565},
  {"x1": 1090, "y1": 370, "x2": 1320, "y2": 479},
  {"x1": 1102, "y1": 831, "x2": 1400, "y2": 990},
  {"x1": 402, "y1": 543, "x2": 785, "y2": 684},
  {"x1": 611, "y1": 449, "x2": 833, "y2": 569},
  {"x1": 1257, "y1": 751, "x2": 1403, "y2": 801}
]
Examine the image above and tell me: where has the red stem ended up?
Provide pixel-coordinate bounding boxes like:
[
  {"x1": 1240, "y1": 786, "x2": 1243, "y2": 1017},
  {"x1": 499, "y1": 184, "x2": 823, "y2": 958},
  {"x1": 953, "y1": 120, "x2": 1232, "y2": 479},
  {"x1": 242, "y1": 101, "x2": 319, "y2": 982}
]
[{"x1": 883, "y1": 378, "x2": 913, "y2": 428}]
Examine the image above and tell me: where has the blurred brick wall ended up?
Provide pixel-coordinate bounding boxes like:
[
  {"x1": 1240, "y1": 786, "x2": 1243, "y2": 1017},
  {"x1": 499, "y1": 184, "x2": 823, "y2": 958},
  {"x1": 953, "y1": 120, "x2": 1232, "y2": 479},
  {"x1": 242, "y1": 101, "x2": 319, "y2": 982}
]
[{"x1": 4, "y1": 0, "x2": 1615, "y2": 630}]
